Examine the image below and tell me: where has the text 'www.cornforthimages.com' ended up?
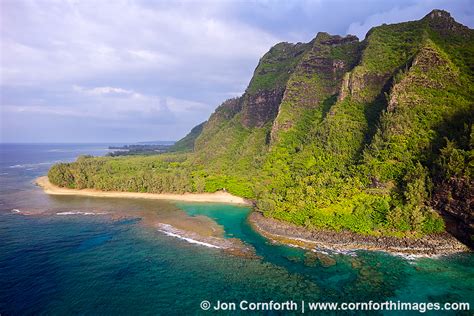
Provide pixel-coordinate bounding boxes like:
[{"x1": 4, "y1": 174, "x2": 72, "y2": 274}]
[{"x1": 200, "y1": 300, "x2": 470, "y2": 313}]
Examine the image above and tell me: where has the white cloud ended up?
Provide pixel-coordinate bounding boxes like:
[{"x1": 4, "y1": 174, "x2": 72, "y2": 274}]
[
  {"x1": 73, "y1": 85, "x2": 134, "y2": 96},
  {"x1": 1, "y1": 0, "x2": 472, "y2": 142},
  {"x1": 0, "y1": 0, "x2": 279, "y2": 87},
  {"x1": 346, "y1": 0, "x2": 474, "y2": 39}
]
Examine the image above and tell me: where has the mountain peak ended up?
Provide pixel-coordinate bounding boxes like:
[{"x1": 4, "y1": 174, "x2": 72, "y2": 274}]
[
  {"x1": 313, "y1": 32, "x2": 359, "y2": 46},
  {"x1": 422, "y1": 9, "x2": 470, "y2": 36},
  {"x1": 425, "y1": 9, "x2": 452, "y2": 20}
]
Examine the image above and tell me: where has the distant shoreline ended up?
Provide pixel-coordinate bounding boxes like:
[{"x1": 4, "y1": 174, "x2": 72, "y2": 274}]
[
  {"x1": 35, "y1": 176, "x2": 251, "y2": 205},
  {"x1": 248, "y1": 212, "x2": 470, "y2": 257}
]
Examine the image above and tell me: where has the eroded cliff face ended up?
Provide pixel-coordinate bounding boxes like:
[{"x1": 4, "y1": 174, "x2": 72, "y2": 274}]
[
  {"x1": 433, "y1": 177, "x2": 473, "y2": 247},
  {"x1": 270, "y1": 33, "x2": 360, "y2": 142},
  {"x1": 338, "y1": 71, "x2": 390, "y2": 103},
  {"x1": 387, "y1": 44, "x2": 459, "y2": 112},
  {"x1": 209, "y1": 97, "x2": 242, "y2": 123},
  {"x1": 301, "y1": 34, "x2": 359, "y2": 86},
  {"x1": 240, "y1": 42, "x2": 310, "y2": 128},
  {"x1": 241, "y1": 88, "x2": 284, "y2": 128}
]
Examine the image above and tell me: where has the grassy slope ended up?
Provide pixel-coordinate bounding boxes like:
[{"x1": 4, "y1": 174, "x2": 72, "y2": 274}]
[{"x1": 169, "y1": 121, "x2": 206, "y2": 152}]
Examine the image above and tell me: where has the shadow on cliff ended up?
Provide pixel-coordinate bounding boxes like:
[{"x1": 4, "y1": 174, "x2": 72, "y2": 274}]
[{"x1": 430, "y1": 108, "x2": 473, "y2": 249}]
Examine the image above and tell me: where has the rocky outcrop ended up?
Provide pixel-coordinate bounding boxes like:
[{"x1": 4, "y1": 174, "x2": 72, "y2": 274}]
[
  {"x1": 433, "y1": 177, "x2": 474, "y2": 248},
  {"x1": 247, "y1": 41, "x2": 310, "y2": 95},
  {"x1": 241, "y1": 34, "x2": 360, "y2": 130},
  {"x1": 241, "y1": 88, "x2": 285, "y2": 128},
  {"x1": 249, "y1": 212, "x2": 469, "y2": 256},
  {"x1": 241, "y1": 41, "x2": 311, "y2": 128},
  {"x1": 423, "y1": 9, "x2": 471, "y2": 37},
  {"x1": 209, "y1": 97, "x2": 242, "y2": 123},
  {"x1": 319, "y1": 34, "x2": 359, "y2": 46},
  {"x1": 338, "y1": 69, "x2": 390, "y2": 103},
  {"x1": 338, "y1": 72, "x2": 351, "y2": 101},
  {"x1": 302, "y1": 33, "x2": 359, "y2": 85}
]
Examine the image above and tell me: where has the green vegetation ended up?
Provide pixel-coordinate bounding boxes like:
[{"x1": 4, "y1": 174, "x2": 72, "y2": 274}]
[
  {"x1": 170, "y1": 121, "x2": 206, "y2": 152},
  {"x1": 49, "y1": 10, "x2": 473, "y2": 239},
  {"x1": 246, "y1": 42, "x2": 309, "y2": 94},
  {"x1": 49, "y1": 154, "x2": 193, "y2": 193}
]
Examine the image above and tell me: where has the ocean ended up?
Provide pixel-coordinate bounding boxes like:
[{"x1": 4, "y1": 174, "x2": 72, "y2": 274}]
[{"x1": 0, "y1": 143, "x2": 472, "y2": 314}]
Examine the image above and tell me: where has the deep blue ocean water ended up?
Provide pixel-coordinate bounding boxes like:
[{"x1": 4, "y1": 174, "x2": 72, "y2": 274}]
[{"x1": 0, "y1": 144, "x2": 472, "y2": 315}]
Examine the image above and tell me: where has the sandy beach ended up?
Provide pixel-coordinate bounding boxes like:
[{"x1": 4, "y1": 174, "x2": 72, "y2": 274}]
[
  {"x1": 36, "y1": 176, "x2": 251, "y2": 205},
  {"x1": 35, "y1": 176, "x2": 469, "y2": 257}
]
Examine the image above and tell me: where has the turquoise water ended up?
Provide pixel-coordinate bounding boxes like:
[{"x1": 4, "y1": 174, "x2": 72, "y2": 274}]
[{"x1": 0, "y1": 144, "x2": 473, "y2": 314}]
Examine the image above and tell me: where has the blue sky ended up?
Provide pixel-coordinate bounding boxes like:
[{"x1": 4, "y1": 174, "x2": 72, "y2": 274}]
[{"x1": 1, "y1": 0, "x2": 473, "y2": 143}]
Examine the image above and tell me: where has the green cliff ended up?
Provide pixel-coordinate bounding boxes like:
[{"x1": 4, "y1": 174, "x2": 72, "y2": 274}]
[{"x1": 48, "y1": 10, "x2": 473, "y2": 244}]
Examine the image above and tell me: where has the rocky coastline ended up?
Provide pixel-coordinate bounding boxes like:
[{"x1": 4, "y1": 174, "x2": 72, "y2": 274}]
[{"x1": 248, "y1": 212, "x2": 470, "y2": 257}]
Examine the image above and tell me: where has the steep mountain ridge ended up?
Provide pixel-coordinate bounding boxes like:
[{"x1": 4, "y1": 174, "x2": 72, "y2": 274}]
[{"x1": 48, "y1": 10, "x2": 473, "y2": 244}]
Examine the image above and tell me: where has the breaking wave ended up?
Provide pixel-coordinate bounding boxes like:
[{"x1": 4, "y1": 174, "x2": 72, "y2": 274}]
[
  {"x1": 158, "y1": 224, "x2": 221, "y2": 249},
  {"x1": 56, "y1": 211, "x2": 108, "y2": 216}
]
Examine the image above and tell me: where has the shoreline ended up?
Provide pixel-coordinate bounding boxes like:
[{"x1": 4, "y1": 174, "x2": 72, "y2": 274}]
[
  {"x1": 35, "y1": 176, "x2": 251, "y2": 205},
  {"x1": 35, "y1": 176, "x2": 470, "y2": 258},
  {"x1": 248, "y1": 212, "x2": 470, "y2": 257}
]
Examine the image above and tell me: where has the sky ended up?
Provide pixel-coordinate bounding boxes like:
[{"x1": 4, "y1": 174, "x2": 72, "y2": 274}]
[{"x1": 1, "y1": 0, "x2": 473, "y2": 143}]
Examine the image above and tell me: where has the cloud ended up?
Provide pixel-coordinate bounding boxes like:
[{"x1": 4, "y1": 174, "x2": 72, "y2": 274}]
[
  {"x1": 0, "y1": 0, "x2": 279, "y2": 87},
  {"x1": 346, "y1": 0, "x2": 474, "y2": 39},
  {"x1": 73, "y1": 85, "x2": 136, "y2": 96},
  {"x1": 3, "y1": 86, "x2": 208, "y2": 120},
  {"x1": 1, "y1": 0, "x2": 473, "y2": 142},
  {"x1": 0, "y1": 0, "x2": 284, "y2": 142}
]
